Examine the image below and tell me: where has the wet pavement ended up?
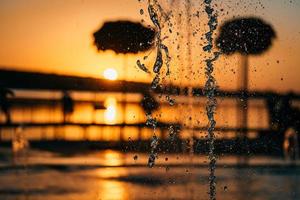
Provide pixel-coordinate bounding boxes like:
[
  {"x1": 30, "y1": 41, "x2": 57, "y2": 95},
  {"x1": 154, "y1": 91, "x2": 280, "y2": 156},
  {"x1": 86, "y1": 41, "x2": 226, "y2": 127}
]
[{"x1": 0, "y1": 148, "x2": 299, "y2": 200}]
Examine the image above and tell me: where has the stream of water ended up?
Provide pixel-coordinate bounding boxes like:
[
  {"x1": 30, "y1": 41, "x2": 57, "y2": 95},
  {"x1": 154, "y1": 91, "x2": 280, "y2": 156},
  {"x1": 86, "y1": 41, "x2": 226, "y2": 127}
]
[{"x1": 139, "y1": 0, "x2": 220, "y2": 198}]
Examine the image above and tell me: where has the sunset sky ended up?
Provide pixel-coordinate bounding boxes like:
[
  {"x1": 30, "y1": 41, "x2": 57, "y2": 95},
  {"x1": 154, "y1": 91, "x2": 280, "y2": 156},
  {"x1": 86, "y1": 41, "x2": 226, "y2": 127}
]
[{"x1": 0, "y1": 0, "x2": 299, "y2": 93}]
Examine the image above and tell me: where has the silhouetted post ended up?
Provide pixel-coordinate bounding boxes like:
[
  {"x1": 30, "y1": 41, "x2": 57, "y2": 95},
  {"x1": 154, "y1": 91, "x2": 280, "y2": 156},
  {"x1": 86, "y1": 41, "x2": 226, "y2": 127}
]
[
  {"x1": 185, "y1": 0, "x2": 194, "y2": 157},
  {"x1": 0, "y1": 88, "x2": 14, "y2": 124},
  {"x1": 120, "y1": 124, "x2": 125, "y2": 142},
  {"x1": 83, "y1": 126, "x2": 89, "y2": 141},
  {"x1": 62, "y1": 91, "x2": 74, "y2": 124},
  {"x1": 238, "y1": 55, "x2": 249, "y2": 152},
  {"x1": 138, "y1": 126, "x2": 142, "y2": 141}
]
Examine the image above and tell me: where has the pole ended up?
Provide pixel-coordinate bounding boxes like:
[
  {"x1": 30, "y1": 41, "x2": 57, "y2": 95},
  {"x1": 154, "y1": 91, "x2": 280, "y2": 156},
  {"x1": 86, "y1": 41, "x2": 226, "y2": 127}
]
[
  {"x1": 242, "y1": 55, "x2": 249, "y2": 134},
  {"x1": 238, "y1": 55, "x2": 249, "y2": 158}
]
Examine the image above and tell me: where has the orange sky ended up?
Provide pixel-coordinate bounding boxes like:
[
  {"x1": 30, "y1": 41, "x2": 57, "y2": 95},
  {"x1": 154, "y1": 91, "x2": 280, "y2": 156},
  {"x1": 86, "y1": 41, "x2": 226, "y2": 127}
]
[{"x1": 0, "y1": 0, "x2": 299, "y2": 93}]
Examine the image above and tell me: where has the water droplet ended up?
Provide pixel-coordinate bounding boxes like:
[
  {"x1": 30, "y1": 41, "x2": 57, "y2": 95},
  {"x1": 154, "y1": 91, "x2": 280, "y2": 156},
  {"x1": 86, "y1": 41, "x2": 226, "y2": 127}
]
[
  {"x1": 153, "y1": 49, "x2": 163, "y2": 73},
  {"x1": 151, "y1": 74, "x2": 160, "y2": 89},
  {"x1": 223, "y1": 186, "x2": 228, "y2": 192},
  {"x1": 168, "y1": 125, "x2": 179, "y2": 141},
  {"x1": 146, "y1": 114, "x2": 157, "y2": 128},
  {"x1": 137, "y1": 60, "x2": 150, "y2": 73},
  {"x1": 166, "y1": 95, "x2": 175, "y2": 106},
  {"x1": 148, "y1": 135, "x2": 159, "y2": 168},
  {"x1": 140, "y1": 9, "x2": 144, "y2": 15}
]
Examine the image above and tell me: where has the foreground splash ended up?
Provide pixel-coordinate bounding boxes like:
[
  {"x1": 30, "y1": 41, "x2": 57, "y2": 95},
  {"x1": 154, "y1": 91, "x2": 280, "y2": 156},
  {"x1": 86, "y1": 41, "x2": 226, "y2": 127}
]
[
  {"x1": 138, "y1": 0, "x2": 172, "y2": 168},
  {"x1": 203, "y1": 0, "x2": 220, "y2": 199}
]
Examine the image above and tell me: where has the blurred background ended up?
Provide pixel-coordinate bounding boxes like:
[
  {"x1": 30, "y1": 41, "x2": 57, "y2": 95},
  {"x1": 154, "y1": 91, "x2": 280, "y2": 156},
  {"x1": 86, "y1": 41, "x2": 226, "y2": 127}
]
[{"x1": 0, "y1": 0, "x2": 299, "y2": 199}]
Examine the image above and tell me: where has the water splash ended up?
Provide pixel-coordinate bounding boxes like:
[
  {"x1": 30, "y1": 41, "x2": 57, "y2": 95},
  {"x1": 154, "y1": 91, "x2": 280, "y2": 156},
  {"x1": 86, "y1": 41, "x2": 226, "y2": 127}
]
[
  {"x1": 148, "y1": 0, "x2": 171, "y2": 86},
  {"x1": 146, "y1": 113, "x2": 158, "y2": 128},
  {"x1": 136, "y1": 60, "x2": 150, "y2": 74},
  {"x1": 151, "y1": 74, "x2": 161, "y2": 90},
  {"x1": 137, "y1": 0, "x2": 172, "y2": 102},
  {"x1": 144, "y1": 0, "x2": 173, "y2": 168},
  {"x1": 148, "y1": 135, "x2": 159, "y2": 168},
  {"x1": 203, "y1": 0, "x2": 220, "y2": 200},
  {"x1": 166, "y1": 95, "x2": 175, "y2": 106},
  {"x1": 168, "y1": 125, "x2": 179, "y2": 141}
]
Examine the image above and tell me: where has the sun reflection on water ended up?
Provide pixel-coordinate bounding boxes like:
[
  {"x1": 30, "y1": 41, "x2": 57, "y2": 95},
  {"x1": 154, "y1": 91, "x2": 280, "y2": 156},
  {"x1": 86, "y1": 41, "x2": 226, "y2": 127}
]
[
  {"x1": 98, "y1": 181, "x2": 128, "y2": 200},
  {"x1": 102, "y1": 150, "x2": 123, "y2": 167},
  {"x1": 104, "y1": 97, "x2": 117, "y2": 124},
  {"x1": 95, "y1": 156, "x2": 128, "y2": 200}
]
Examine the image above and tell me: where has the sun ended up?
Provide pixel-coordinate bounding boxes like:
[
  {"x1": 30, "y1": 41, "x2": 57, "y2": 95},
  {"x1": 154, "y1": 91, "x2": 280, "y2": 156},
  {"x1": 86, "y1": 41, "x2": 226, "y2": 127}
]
[{"x1": 103, "y1": 68, "x2": 118, "y2": 80}]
